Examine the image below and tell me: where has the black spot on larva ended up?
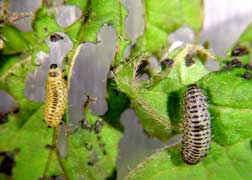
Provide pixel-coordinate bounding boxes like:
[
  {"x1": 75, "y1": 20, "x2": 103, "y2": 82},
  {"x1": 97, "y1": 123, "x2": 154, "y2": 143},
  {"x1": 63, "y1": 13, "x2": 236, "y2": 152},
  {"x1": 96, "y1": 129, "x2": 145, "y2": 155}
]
[
  {"x1": 63, "y1": 75, "x2": 67, "y2": 80},
  {"x1": 231, "y1": 59, "x2": 242, "y2": 67},
  {"x1": 50, "y1": 64, "x2": 58, "y2": 69},
  {"x1": 50, "y1": 33, "x2": 64, "y2": 42},
  {"x1": 182, "y1": 84, "x2": 211, "y2": 164},
  {"x1": 94, "y1": 119, "x2": 104, "y2": 134},
  {"x1": 231, "y1": 46, "x2": 249, "y2": 56},
  {"x1": 136, "y1": 60, "x2": 148, "y2": 77},
  {"x1": 0, "y1": 151, "x2": 15, "y2": 176},
  {"x1": 161, "y1": 58, "x2": 174, "y2": 69},
  {"x1": 243, "y1": 64, "x2": 252, "y2": 70},
  {"x1": 242, "y1": 72, "x2": 251, "y2": 80},
  {"x1": 84, "y1": 143, "x2": 93, "y2": 151},
  {"x1": 0, "y1": 112, "x2": 8, "y2": 124},
  {"x1": 185, "y1": 54, "x2": 195, "y2": 67}
]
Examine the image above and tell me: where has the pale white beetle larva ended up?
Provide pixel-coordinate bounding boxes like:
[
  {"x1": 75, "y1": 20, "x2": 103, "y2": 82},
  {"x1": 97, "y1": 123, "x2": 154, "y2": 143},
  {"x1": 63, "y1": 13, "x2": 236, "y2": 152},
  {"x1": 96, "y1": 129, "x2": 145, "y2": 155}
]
[{"x1": 182, "y1": 84, "x2": 211, "y2": 164}]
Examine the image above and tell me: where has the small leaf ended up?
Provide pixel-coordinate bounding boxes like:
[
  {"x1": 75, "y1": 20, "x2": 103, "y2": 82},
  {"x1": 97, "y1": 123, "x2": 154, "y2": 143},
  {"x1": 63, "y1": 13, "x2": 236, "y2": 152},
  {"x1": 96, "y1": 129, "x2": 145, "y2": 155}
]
[{"x1": 0, "y1": 25, "x2": 36, "y2": 54}]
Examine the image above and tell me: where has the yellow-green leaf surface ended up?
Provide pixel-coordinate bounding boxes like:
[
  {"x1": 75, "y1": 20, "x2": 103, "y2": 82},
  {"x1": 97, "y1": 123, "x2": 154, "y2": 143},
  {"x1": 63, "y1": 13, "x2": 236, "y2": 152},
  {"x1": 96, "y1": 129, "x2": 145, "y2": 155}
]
[
  {"x1": 199, "y1": 68, "x2": 252, "y2": 145},
  {"x1": 125, "y1": 140, "x2": 252, "y2": 180},
  {"x1": 136, "y1": 0, "x2": 202, "y2": 53}
]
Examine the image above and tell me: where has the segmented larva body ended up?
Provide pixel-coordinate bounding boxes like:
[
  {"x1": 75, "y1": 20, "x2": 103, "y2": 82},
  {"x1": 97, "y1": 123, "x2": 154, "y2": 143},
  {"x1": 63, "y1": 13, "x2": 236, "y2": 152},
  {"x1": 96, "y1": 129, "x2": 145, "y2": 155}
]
[
  {"x1": 182, "y1": 84, "x2": 211, "y2": 164},
  {"x1": 44, "y1": 64, "x2": 67, "y2": 128}
]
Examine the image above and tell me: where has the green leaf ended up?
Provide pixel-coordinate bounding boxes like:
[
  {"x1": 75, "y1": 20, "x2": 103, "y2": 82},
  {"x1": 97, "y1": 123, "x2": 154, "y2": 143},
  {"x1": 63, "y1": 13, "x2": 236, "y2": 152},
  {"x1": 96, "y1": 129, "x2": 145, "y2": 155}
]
[
  {"x1": 103, "y1": 80, "x2": 130, "y2": 127},
  {"x1": 0, "y1": 55, "x2": 42, "y2": 126},
  {"x1": 80, "y1": 0, "x2": 129, "y2": 64},
  {"x1": 136, "y1": 0, "x2": 203, "y2": 53},
  {"x1": 236, "y1": 25, "x2": 252, "y2": 46},
  {"x1": 33, "y1": 6, "x2": 65, "y2": 40},
  {"x1": 200, "y1": 68, "x2": 252, "y2": 109},
  {"x1": 125, "y1": 140, "x2": 252, "y2": 180},
  {"x1": 0, "y1": 25, "x2": 37, "y2": 54},
  {"x1": 0, "y1": 107, "x2": 54, "y2": 180},
  {"x1": 199, "y1": 68, "x2": 252, "y2": 145}
]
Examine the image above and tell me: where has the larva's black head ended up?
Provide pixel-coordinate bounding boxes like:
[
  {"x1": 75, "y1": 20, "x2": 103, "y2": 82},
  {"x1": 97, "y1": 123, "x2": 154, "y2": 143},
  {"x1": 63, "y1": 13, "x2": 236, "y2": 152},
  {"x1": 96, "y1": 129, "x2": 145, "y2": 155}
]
[{"x1": 50, "y1": 64, "x2": 58, "y2": 69}]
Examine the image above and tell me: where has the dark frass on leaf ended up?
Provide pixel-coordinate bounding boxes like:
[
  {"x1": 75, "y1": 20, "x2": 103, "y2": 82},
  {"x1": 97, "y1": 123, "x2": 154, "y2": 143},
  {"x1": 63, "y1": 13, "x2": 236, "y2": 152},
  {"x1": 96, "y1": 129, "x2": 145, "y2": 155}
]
[
  {"x1": 231, "y1": 46, "x2": 249, "y2": 56},
  {"x1": 94, "y1": 119, "x2": 104, "y2": 134},
  {"x1": 161, "y1": 58, "x2": 174, "y2": 69},
  {"x1": 50, "y1": 33, "x2": 64, "y2": 42},
  {"x1": 185, "y1": 54, "x2": 195, "y2": 67},
  {"x1": 242, "y1": 72, "x2": 251, "y2": 80},
  {"x1": 243, "y1": 64, "x2": 252, "y2": 70},
  {"x1": 81, "y1": 119, "x2": 93, "y2": 131},
  {"x1": 231, "y1": 59, "x2": 242, "y2": 67},
  {"x1": 135, "y1": 60, "x2": 149, "y2": 78},
  {"x1": 223, "y1": 58, "x2": 243, "y2": 70}
]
